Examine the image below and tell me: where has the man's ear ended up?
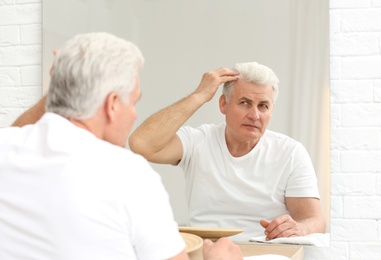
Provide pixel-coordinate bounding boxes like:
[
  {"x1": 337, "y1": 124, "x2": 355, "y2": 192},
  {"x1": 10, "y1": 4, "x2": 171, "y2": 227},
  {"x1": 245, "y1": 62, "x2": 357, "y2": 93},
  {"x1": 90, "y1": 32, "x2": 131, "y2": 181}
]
[
  {"x1": 219, "y1": 94, "x2": 227, "y2": 115},
  {"x1": 104, "y1": 92, "x2": 119, "y2": 122}
]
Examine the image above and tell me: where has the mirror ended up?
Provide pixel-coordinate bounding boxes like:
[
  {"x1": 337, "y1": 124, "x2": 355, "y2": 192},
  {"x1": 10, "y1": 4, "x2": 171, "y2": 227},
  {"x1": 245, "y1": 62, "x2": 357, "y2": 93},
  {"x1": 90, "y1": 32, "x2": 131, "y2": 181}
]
[{"x1": 43, "y1": 0, "x2": 330, "y2": 234}]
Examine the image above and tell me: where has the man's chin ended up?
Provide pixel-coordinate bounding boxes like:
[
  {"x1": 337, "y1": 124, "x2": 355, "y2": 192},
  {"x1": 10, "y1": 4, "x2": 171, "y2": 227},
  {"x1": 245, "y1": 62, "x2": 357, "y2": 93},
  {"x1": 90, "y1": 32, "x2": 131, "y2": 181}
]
[{"x1": 242, "y1": 131, "x2": 262, "y2": 141}]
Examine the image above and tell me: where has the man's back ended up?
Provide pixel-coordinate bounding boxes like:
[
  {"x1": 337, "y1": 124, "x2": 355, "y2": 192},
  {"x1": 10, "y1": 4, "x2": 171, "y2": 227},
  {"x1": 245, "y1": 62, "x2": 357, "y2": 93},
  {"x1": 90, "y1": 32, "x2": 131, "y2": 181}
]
[{"x1": 0, "y1": 113, "x2": 184, "y2": 260}]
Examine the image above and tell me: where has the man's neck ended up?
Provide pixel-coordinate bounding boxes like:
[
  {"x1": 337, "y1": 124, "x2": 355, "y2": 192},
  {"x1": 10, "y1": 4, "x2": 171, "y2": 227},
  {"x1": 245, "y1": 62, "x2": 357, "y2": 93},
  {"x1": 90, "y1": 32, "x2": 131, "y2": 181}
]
[{"x1": 225, "y1": 133, "x2": 259, "y2": 157}]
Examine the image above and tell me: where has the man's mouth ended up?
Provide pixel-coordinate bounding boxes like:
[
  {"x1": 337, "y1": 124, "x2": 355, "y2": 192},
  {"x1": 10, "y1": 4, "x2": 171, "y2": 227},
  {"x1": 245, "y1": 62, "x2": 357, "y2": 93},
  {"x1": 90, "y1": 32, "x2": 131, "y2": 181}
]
[{"x1": 242, "y1": 124, "x2": 259, "y2": 129}]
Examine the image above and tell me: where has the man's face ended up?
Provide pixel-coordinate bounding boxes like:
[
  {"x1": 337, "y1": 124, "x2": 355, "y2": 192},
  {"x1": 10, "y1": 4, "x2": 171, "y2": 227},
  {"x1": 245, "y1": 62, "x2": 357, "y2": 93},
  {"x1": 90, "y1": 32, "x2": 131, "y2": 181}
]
[{"x1": 219, "y1": 79, "x2": 274, "y2": 143}]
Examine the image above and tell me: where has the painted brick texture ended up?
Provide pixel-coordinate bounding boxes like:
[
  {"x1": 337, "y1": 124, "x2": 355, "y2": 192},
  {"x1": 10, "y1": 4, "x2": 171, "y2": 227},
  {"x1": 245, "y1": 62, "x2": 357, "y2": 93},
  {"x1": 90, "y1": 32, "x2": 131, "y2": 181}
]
[
  {"x1": 325, "y1": 0, "x2": 381, "y2": 259},
  {"x1": 0, "y1": 1, "x2": 41, "y2": 127}
]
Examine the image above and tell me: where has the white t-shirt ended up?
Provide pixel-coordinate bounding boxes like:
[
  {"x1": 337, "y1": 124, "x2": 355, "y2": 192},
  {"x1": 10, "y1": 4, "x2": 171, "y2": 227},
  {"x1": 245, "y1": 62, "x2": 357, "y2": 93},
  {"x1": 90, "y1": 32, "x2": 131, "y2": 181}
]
[
  {"x1": 177, "y1": 122, "x2": 320, "y2": 241},
  {"x1": 0, "y1": 113, "x2": 184, "y2": 260}
]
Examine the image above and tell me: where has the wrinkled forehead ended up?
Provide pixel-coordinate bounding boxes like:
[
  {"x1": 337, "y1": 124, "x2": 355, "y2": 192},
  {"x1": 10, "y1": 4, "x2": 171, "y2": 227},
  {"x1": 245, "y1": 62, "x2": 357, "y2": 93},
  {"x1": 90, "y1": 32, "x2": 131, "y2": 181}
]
[
  {"x1": 233, "y1": 79, "x2": 274, "y2": 94},
  {"x1": 231, "y1": 80, "x2": 274, "y2": 103}
]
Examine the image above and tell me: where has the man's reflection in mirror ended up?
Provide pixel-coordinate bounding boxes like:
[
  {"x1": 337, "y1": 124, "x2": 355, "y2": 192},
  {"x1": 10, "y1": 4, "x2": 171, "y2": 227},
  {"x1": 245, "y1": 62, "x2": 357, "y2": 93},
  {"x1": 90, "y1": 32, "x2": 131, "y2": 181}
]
[{"x1": 129, "y1": 62, "x2": 326, "y2": 241}]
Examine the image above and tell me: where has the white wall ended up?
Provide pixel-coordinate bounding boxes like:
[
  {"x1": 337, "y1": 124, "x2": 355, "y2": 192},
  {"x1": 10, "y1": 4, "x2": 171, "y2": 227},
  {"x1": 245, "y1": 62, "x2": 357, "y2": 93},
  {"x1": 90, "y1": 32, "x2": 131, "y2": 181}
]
[
  {"x1": 0, "y1": 0, "x2": 41, "y2": 126},
  {"x1": 0, "y1": 0, "x2": 381, "y2": 259}
]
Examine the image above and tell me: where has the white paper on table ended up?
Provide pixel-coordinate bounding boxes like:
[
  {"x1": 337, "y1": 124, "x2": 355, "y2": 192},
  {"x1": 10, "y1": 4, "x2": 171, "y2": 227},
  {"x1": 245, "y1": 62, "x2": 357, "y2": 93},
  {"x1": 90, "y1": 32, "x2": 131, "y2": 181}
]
[{"x1": 249, "y1": 233, "x2": 330, "y2": 247}]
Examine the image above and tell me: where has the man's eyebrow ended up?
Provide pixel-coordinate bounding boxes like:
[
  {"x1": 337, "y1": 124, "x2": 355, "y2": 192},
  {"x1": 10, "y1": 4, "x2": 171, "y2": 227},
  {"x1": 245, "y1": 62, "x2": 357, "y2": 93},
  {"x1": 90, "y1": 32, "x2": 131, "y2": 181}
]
[
  {"x1": 239, "y1": 97, "x2": 271, "y2": 103},
  {"x1": 238, "y1": 96, "x2": 252, "y2": 101}
]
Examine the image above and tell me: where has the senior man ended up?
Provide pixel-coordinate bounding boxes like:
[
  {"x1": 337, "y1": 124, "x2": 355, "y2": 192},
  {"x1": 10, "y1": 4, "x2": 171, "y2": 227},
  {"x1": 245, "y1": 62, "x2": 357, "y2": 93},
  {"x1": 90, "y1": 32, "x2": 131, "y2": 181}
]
[
  {"x1": 128, "y1": 62, "x2": 326, "y2": 241},
  {"x1": 1, "y1": 32, "x2": 243, "y2": 260}
]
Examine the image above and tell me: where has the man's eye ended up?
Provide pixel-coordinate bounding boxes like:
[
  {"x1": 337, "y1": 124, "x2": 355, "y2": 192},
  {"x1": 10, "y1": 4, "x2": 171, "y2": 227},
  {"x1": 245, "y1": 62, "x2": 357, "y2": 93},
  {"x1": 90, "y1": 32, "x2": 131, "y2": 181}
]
[{"x1": 259, "y1": 104, "x2": 269, "y2": 109}]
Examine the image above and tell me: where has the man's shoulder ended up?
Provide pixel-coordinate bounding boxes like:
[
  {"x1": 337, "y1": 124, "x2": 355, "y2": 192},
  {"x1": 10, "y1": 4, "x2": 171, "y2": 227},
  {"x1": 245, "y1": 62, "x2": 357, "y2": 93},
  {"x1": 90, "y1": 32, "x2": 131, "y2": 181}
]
[
  {"x1": 89, "y1": 144, "x2": 158, "y2": 184},
  {"x1": 263, "y1": 130, "x2": 300, "y2": 146},
  {"x1": 265, "y1": 129, "x2": 291, "y2": 139},
  {"x1": 0, "y1": 126, "x2": 20, "y2": 144},
  {"x1": 99, "y1": 141, "x2": 148, "y2": 165}
]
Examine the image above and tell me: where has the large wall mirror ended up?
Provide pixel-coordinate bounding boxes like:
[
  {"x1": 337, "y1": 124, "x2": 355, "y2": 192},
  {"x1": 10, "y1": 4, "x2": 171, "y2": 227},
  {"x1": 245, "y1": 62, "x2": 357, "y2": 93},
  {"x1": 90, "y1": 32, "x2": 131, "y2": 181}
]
[{"x1": 43, "y1": 0, "x2": 330, "y2": 234}]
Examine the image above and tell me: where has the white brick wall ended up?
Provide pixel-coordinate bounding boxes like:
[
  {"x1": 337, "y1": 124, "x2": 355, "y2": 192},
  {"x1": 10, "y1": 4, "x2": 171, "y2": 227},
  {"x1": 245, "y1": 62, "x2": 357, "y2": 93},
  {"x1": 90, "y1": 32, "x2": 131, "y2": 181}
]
[
  {"x1": 316, "y1": 0, "x2": 381, "y2": 259},
  {"x1": 1, "y1": 0, "x2": 381, "y2": 259},
  {"x1": 0, "y1": 1, "x2": 41, "y2": 127}
]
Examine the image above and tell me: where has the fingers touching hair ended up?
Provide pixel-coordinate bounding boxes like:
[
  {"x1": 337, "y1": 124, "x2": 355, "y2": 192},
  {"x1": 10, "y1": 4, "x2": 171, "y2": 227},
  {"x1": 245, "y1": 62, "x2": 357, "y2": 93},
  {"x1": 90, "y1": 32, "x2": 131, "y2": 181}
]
[{"x1": 223, "y1": 62, "x2": 279, "y2": 102}]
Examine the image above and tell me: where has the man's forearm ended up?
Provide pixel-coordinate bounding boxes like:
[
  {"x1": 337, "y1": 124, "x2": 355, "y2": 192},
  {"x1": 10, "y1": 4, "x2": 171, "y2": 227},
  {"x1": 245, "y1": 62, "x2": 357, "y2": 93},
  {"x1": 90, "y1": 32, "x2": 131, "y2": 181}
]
[
  {"x1": 12, "y1": 95, "x2": 47, "y2": 127},
  {"x1": 129, "y1": 92, "x2": 205, "y2": 158},
  {"x1": 297, "y1": 215, "x2": 326, "y2": 235},
  {"x1": 129, "y1": 67, "x2": 239, "y2": 162}
]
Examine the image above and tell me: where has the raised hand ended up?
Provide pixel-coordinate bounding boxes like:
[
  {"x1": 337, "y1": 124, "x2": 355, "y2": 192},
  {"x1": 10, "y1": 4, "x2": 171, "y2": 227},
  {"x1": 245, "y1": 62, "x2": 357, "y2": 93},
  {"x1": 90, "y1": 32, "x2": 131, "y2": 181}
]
[{"x1": 193, "y1": 67, "x2": 239, "y2": 103}]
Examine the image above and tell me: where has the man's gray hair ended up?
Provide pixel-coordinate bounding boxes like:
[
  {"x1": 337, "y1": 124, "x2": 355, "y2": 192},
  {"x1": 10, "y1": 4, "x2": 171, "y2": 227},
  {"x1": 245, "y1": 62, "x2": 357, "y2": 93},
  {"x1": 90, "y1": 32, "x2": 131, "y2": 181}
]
[
  {"x1": 223, "y1": 62, "x2": 279, "y2": 103},
  {"x1": 46, "y1": 32, "x2": 144, "y2": 120}
]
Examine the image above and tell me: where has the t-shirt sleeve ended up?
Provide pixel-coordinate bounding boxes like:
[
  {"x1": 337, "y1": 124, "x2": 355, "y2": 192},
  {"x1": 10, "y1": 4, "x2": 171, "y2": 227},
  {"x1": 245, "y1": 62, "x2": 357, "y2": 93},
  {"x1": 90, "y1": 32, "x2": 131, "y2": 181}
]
[
  {"x1": 285, "y1": 142, "x2": 320, "y2": 199},
  {"x1": 176, "y1": 125, "x2": 194, "y2": 170},
  {"x1": 128, "y1": 160, "x2": 185, "y2": 260}
]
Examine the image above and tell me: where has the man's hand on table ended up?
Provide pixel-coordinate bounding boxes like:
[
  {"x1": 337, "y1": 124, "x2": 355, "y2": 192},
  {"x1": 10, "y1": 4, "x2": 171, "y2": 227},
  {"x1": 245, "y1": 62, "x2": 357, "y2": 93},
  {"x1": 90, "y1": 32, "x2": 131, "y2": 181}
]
[
  {"x1": 202, "y1": 237, "x2": 243, "y2": 260},
  {"x1": 260, "y1": 215, "x2": 304, "y2": 240}
]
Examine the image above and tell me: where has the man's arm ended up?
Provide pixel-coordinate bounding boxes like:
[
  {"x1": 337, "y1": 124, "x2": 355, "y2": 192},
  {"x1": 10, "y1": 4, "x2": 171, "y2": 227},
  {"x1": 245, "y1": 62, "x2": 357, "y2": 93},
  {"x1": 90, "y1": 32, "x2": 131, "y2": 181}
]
[
  {"x1": 168, "y1": 238, "x2": 243, "y2": 260},
  {"x1": 260, "y1": 197, "x2": 326, "y2": 240},
  {"x1": 12, "y1": 50, "x2": 57, "y2": 127},
  {"x1": 202, "y1": 238, "x2": 243, "y2": 260},
  {"x1": 129, "y1": 68, "x2": 239, "y2": 165},
  {"x1": 11, "y1": 95, "x2": 47, "y2": 127}
]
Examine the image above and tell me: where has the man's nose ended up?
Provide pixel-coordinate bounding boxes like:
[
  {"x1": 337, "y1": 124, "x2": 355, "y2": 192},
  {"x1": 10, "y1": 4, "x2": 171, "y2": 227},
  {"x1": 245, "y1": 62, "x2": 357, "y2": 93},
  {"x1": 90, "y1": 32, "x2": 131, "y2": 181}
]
[{"x1": 247, "y1": 107, "x2": 260, "y2": 120}]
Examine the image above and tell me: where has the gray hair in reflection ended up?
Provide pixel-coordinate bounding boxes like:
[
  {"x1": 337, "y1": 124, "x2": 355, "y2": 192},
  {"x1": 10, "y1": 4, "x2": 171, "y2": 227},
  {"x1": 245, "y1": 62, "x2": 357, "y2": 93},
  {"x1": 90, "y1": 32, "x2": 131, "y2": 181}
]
[
  {"x1": 46, "y1": 32, "x2": 144, "y2": 120},
  {"x1": 223, "y1": 62, "x2": 279, "y2": 103}
]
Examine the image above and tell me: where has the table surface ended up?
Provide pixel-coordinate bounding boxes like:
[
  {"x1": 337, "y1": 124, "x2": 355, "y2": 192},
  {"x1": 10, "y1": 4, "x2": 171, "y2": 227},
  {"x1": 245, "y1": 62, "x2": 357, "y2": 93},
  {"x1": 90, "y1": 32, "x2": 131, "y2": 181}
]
[{"x1": 188, "y1": 242, "x2": 304, "y2": 260}]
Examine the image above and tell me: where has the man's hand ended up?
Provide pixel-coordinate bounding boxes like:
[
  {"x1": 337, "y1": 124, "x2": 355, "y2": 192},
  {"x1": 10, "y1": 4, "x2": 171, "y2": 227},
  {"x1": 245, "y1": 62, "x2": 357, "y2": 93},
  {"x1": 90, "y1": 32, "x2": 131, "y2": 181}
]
[
  {"x1": 12, "y1": 49, "x2": 58, "y2": 127},
  {"x1": 202, "y1": 237, "x2": 243, "y2": 260},
  {"x1": 260, "y1": 214, "x2": 305, "y2": 240},
  {"x1": 193, "y1": 67, "x2": 239, "y2": 103}
]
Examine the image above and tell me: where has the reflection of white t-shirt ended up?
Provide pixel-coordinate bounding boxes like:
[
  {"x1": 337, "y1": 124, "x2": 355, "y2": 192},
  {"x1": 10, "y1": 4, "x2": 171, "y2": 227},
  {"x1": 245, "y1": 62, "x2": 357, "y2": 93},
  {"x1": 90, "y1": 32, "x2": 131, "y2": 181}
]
[
  {"x1": 177, "y1": 122, "x2": 320, "y2": 241},
  {"x1": 0, "y1": 113, "x2": 184, "y2": 260}
]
